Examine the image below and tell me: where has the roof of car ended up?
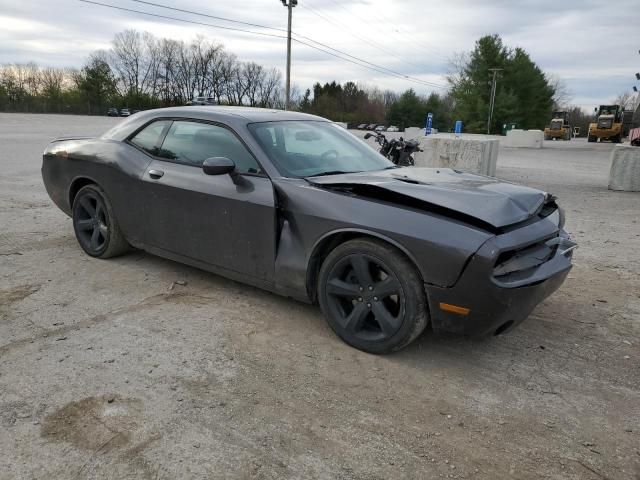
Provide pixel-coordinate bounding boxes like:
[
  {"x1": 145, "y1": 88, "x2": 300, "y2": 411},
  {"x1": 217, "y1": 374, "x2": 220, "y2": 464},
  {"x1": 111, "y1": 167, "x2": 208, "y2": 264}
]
[
  {"x1": 143, "y1": 106, "x2": 327, "y2": 123},
  {"x1": 102, "y1": 106, "x2": 331, "y2": 142}
]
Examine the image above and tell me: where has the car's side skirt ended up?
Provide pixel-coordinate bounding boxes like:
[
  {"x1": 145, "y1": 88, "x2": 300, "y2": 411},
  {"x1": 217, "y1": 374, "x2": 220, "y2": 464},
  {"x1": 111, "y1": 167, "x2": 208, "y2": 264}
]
[{"x1": 137, "y1": 242, "x2": 312, "y2": 304}]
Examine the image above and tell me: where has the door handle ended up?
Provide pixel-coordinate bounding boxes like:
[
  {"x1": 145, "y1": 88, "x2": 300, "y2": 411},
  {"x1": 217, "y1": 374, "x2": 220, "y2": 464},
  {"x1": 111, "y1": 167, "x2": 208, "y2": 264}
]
[{"x1": 148, "y1": 169, "x2": 164, "y2": 179}]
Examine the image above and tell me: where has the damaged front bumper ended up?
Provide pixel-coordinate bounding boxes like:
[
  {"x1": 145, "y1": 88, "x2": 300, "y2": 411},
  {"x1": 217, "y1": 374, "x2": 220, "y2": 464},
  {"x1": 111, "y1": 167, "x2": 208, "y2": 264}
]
[{"x1": 425, "y1": 219, "x2": 575, "y2": 336}]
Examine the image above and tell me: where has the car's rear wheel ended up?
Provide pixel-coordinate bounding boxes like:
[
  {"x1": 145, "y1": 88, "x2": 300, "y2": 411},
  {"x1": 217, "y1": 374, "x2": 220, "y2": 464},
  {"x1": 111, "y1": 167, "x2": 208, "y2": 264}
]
[
  {"x1": 318, "y1": 238, "x2": 429, "y2": 354},
  {"x1": 72, "y1": 184, "x2": 129, "y2": 258}
]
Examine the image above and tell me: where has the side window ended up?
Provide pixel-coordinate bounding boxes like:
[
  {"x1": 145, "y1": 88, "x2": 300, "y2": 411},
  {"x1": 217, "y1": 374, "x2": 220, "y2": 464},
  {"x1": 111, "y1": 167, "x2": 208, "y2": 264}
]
[
  {"x1": 129, "y1": 120, "x2": 171, "y2": 155},
  {"x1": 158, "y1": 121, "x2": 262, "y2": 174}
]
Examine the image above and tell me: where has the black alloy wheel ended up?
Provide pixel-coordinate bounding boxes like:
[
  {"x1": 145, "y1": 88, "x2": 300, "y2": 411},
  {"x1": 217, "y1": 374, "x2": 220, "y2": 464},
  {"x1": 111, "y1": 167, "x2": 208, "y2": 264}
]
[
  {"x1": 325, "y1": 253, "x2": 404, "y2": 341},
  {"x1": 75, "y1": 192, "x2": 108, "y2": 253},
  {"x1": 72, "y1": 184, "x2": 129, "y2": 258},
  {"x1": 318, "y1": 238, "x2": 429, "y2": 353}
]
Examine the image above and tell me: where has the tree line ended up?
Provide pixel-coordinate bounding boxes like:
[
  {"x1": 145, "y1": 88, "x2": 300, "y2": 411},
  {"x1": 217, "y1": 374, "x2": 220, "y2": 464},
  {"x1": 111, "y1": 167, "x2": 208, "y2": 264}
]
[
  {"x1": 2, "y1": 30, "x2": 624, "y2": 134},
  {"x1": 0, "y1": 30, "x2": 285, "y2": 115}
]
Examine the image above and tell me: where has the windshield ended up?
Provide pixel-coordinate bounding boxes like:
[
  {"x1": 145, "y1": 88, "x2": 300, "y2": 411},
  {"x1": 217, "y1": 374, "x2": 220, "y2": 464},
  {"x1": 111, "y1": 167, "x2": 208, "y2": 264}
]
[
  {"x1": 598, "y1": 106, "x2": 617, "y2": 115},
  {"x1": 248, "y1": 121, "x2": 394, "y2": 177}
]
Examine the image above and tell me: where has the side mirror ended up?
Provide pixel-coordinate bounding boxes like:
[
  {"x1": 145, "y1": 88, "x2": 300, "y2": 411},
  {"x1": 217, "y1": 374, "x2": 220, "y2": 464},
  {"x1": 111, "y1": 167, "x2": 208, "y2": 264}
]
[
  {"x1": 203, "y1": 157, "x2": 235, "y2": 175},
  {"x1": 364, "y1": 132, "x2": 374, "y2": 139}
]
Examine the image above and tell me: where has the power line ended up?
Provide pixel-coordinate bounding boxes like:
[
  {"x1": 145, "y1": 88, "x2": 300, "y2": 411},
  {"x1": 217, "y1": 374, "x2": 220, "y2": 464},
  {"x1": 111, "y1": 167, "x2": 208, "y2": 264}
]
[
  {"x1": 301, "y1": 0, "x2": 447, "y2": 83},
  {"x1": 131, "y1": 0, "x2": 448, "y2": 76},
  {"x1": 78, "y1": 0, "x2": 287, "y2": 40},
  {"x1": 78, "y1": 0, "x2": 447, "y2": 89},
  {"x1": 131, "y1": 0, "x2": 287, "y2": 33},
  {"x1": 323, "y1": 0, "x2": 450, "y2": 63},
  {"x1": 123, "y1": 0, "x2": 446, "y2": 89},
  {"x1": 293, "y1": 38, "x2": 445, "y2": 88}
]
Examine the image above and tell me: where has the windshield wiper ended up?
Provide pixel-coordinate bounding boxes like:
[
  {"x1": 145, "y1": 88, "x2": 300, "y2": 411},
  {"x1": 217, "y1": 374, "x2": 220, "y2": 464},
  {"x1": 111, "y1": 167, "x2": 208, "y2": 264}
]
[{"x1": 306, "y1": 170, "x2": 358, "y2": 178}]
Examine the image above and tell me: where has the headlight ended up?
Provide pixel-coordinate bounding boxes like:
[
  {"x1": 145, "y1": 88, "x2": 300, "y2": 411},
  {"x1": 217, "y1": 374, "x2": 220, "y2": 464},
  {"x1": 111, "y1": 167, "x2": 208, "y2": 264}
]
[{"x1": 547, "y1": 206, "x2": 565, "y2": 229}]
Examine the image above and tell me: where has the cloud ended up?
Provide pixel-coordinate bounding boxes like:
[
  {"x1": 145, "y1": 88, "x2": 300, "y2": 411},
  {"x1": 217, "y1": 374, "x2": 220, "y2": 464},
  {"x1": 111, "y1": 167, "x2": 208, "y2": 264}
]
[{"x1": 1, "y1": 0, "x2": 638, "y2": 108}]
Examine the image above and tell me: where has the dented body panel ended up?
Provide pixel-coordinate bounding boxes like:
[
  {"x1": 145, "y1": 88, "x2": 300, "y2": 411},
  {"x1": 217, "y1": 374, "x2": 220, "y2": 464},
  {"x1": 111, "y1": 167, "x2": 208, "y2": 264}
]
[
  {"x1": 306, "y1": 168, "x2": 547, "y2": 229},
  {"x1": 42, "y1": 106, "x2": 573, "y2": 336}
]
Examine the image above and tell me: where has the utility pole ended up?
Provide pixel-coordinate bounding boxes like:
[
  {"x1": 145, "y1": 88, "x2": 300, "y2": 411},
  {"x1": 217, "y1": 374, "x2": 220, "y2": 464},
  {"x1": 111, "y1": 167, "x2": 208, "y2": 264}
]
[
  {"x1": 487, "y1": 68, "x2": 503, "y2": 134},
  {"x1": 281, "y1": 0, "x2": 297, "y2": 110}
]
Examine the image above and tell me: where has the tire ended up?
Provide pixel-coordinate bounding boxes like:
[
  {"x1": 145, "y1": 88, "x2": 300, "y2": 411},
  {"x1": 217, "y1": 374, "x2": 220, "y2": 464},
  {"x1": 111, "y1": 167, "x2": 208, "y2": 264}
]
[
  {"x1": 587, "y1": 135, "x2": 596, "y2": 143},
  {"x1": 72, "y1": 184, "x2": 129, "y2": 258},
  {"x1": 317, "y1": 238, "x2": 429, "y2": 354},
  {"x1": 399, "y1": 155, "x2": 415, "y2": 167}
]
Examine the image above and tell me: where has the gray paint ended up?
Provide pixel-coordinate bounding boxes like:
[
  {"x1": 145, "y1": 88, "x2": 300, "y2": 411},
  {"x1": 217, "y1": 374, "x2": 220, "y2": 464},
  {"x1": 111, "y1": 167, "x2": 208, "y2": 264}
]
[
  {"x1": 307, "y1": 168, "x2": 547, "y2": 228},
  {"x1": 41, "y1": 106, "x2": 573, "y2": 335}
]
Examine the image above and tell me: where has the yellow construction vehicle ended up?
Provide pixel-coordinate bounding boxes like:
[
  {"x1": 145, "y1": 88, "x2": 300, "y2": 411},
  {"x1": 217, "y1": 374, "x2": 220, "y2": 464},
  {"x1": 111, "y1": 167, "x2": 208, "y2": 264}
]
[
  {"x1": 544, "y1": 111, "x2": 571, "y2": 140},
  {"x1": 588, "y1": 105, "x2": 624, "y2": 143}
]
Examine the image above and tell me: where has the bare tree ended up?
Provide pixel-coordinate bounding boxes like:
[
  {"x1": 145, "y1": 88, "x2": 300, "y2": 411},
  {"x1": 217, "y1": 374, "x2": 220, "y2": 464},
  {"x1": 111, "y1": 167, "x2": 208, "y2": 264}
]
[
  {"x1": 110, "y1": 30, "x2": 151, "y2": 98},
  {"x1": 242, "y1": 62, "x2": 265, "y2": 107},
  {"x1": 1, "y1": 29, "x2": 289, "y2": 113},
  {"x1": 613, "y1": 90, "x2": 640, "y2": 110},
  {"x1": 548, "y1": 74, "x2": 572, "y2": 109},
  {"x1": 258, "y1": 68, "x2": 282, "y2": 108}
]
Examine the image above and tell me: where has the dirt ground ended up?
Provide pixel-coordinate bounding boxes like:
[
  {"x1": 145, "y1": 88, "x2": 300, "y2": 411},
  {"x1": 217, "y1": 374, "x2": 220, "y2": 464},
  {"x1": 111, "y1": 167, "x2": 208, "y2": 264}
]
[{"x1": 1, "y1": 113, "x2": 638, "y2": 480}]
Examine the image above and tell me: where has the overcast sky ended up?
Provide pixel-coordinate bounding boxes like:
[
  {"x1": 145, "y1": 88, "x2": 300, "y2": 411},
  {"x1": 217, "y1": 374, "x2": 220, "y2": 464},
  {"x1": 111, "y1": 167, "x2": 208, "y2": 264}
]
[{"x1": 1, "y1": 0, "x2": 639, "y2": 108}]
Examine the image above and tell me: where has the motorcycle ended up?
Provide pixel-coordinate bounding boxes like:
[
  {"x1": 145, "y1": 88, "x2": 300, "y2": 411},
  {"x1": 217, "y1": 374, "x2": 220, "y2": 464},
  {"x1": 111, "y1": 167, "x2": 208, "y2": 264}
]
[{"x1": 364, "y1": 131, "x2": 421, "y2": 166}]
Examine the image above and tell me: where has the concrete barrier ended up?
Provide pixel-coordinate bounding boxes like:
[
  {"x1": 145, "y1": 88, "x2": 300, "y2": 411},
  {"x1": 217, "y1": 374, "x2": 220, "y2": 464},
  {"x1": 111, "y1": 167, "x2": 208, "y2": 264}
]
[
  {"x1": 503, "y1": 129, "x2": 544, "y2": 148},
  {"x1": 415, "y1": 136, "x2": 499, "y2": 177},
  {"x1": 608, "y1": 145, "x2": 640, "y2": 191},
  {"x1": 402, "y1": 127, "x2": 424, "y2": 139}
]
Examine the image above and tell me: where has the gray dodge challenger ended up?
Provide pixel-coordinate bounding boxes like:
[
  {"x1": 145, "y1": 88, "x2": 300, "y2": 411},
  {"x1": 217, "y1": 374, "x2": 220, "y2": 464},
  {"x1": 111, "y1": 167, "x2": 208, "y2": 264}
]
[{"x1": 42, "y1": 106, "x2": 576, "y2": 353}]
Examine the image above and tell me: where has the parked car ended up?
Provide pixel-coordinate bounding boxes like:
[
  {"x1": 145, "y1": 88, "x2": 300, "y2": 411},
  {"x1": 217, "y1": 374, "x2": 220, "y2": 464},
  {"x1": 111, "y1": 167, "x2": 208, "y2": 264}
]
[
  {"x1": 357, "y1": 123, "x2": 368, "y2": 130},
  {"x1": 131, "y1": 109, "x2": 141, "y2": 115},
  {"x1": 119, "y1": 108, "x2": 131, "y2": 117},
  {"x1": 366, "y1": 124, "x2": 378, "y2": 130},
  {"x1": 107, "y1": 107, "x2": 119, "y2": 117},
  {"x1": 386, "y1": 126, "x2": 399, "y2": 132},
  {"x1": 187, "y1": 96, "x2": 216, "y2": 106},
  {"x1": 42, "y1": 106, "x2": 575, "y2": 354},
  {"x1": 374, "y1": 125, "x2": 387, "y2": 132}
]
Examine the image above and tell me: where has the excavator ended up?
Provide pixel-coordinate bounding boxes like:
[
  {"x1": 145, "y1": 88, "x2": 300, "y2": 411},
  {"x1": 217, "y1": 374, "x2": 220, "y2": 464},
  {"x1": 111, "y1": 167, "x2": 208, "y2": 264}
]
[
  {"x1": 588, "y1": 105, "x2": 625, "y2": 143},
  {"x1": 544, "y1": 111, "x2": 571, "y2": 141}
]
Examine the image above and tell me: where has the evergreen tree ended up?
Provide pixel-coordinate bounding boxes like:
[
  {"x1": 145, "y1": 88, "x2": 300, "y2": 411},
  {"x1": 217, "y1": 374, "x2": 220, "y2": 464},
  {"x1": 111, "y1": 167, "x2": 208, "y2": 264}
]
[
  {"x1": 386, "y1": 89, "x2": 425, "y2": 129},
  {"x1": 76, "y1": 55, "x2": 117, "y2": 115},
  {"x1": 449, "y1": 35, "x2": 555, "y2": 133}
]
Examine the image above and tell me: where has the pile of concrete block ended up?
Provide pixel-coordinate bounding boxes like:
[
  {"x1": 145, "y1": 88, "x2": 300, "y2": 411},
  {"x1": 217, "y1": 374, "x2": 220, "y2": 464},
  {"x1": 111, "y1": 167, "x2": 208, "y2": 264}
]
[
  {"x1": 414, "y1": 136, "x2": 499, "y2": 177},
  {"x1": 503, "y1": 129, "x2": 544, "y2": 149},
  {"x1": 402, "y1": 127, "x2": 424, "y2": 139},
  {"x1": 609, "y1": 145, "x2": 640, "y2": 191}
]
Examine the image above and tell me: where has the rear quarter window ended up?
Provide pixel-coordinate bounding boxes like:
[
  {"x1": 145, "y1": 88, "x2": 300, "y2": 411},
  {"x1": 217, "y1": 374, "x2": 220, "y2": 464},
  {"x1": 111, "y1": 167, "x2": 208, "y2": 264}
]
[{"x1": 129, "y1": 120, "x2": 171, "y2": 155}]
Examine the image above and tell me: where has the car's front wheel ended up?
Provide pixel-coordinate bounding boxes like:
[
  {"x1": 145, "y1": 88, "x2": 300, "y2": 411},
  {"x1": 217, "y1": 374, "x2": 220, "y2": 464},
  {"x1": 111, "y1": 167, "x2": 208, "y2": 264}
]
[
  {"x1": 318, "y1": 238, "x2": 429, "y2": 354},
  {"x1": 72, "y1": 184, "x2": 129, "y2": 258}
]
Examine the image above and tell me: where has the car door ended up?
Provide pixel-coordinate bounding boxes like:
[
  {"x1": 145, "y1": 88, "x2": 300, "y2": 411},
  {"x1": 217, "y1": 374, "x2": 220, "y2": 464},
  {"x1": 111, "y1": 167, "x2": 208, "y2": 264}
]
[{"x1": 139, "y1": 119, "x2": 276, "y2": 283}]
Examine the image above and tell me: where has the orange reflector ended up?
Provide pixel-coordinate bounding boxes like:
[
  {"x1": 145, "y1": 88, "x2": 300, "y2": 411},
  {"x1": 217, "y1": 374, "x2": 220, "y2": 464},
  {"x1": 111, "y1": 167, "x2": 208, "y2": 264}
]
[{"x1": 439, "y1": 303, "x2": 470, "y2": 316}]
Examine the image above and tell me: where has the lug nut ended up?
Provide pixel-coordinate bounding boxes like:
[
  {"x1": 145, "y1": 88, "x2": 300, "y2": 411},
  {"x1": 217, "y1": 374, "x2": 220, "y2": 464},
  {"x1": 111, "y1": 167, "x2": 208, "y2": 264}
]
[
  {"x1": 366, "y1": 303, "x2": 371, "y2": 308},
  {"x1": 373, "y1": 296, "x2": 378, "y2": 301},
  {"x1": 358, "y1": 297, "x2": 363, "y2": 302},
  {"x1": 359, "y1": 286, "x2": 364, "y2": 292},
  {"x1": 368, "y1": 286, "x2": 373, "y2": 291}
]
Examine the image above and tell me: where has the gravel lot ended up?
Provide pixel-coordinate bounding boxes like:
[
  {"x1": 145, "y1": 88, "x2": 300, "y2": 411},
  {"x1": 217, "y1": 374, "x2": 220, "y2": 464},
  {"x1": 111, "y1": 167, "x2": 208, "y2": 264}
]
[{"x1": 1, "y1": 113, "x2": 639, "y2": 480}]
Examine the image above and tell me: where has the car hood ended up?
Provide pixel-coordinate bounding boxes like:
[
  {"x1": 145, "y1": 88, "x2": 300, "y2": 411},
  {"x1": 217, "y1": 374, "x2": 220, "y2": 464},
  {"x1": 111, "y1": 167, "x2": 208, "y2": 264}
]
[{"x1": 307, "y1": 167, "x2": 548, "y2": 229}]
